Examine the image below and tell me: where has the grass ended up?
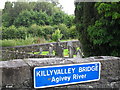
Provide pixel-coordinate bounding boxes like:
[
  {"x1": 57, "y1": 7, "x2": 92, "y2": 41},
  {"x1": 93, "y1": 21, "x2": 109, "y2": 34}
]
[
  {"x1": 64, "y1": 49, "x2": 69, "y2": 56},
  {"x1": 1, "y1": 37, "x2": 46, "y2": 47},
  {"x1": 29, "y1": 48, "x2": 80, "y2": 57},
  {"x1": 31, "y1": 51, "x2": 55, "y2": 55},
  {"x1": 2, "y1": 38, "x2": 78, "y2": 47},
  {"x1": 2, "y1": 38, "x2": 79, "y2": 57}
]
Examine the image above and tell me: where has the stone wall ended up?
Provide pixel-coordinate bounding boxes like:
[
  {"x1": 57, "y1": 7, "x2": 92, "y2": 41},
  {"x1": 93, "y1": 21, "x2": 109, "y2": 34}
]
[
  {"x1": 2, "y1": 40, "x2": 80, "y2": 52},
  {"x1": 2, "y1": 40, "x2": 80, "y2": 61},
  {"x1": 2, "y1": 50, "x2": 55, "y2": 61},
  {"x1": 0, "y1": 56, "x2": 120, "y2": 89}
]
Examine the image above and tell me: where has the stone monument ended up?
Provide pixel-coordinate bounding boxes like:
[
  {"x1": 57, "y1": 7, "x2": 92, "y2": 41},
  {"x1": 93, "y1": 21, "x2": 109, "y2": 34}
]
[{"x1": 49, "y1": 44, "x2": 54, "y2": 55}]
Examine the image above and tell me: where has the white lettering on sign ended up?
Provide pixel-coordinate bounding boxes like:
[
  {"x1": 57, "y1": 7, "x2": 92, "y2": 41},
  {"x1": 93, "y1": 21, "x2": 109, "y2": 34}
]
[
  {"x1": 36, "y1": 68, "x2": 76, "y2": 77},
  {"x1": 51, "y1": 76, "x2": 71, "y2": 83},
  {"x1": 34, "y1": 62, "x2": 101, "y2": 88},
  {"x1": 36, "y1": 64, "x2": 99, "y2": 77},
  {"x1": 79, "y1": 64, "x2": 98, "y2": 72},
  {"x1": 73, "y1": 74, "x2": 86, "y2": 79}
]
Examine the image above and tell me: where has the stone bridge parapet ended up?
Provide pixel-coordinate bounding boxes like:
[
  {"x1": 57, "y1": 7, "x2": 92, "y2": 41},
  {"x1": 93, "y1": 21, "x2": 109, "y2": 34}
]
[{"x1": 0, "y1": 56, "x2": 120, "y2": 89}]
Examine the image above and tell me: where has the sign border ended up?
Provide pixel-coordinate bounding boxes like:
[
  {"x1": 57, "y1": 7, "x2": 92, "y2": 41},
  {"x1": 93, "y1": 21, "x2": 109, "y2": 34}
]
[{"x1": 34, "y1": 62, "x2": 101, "y2": 88}]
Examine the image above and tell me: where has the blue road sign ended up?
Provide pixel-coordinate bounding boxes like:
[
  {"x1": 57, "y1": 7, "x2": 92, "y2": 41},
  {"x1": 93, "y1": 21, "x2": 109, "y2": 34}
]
[{"x1": 34, "y1": 62, "x2": 101, "y2": 88}]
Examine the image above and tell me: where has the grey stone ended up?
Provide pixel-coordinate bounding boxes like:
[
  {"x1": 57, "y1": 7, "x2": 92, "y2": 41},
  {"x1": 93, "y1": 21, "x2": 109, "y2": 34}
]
[
  {"x1": 67, "y1": 41, "x2": 73, "y2": 47},
  {"x1": 75, "y1": 49, "x2": 83, "y2": 58},
  {"x1": 0, "y1": 56, "x2": 120, "y2": 89},
  {"x1": 2, "y1": 40, "x2": 79, "y2": 60},
  {"x1": 39, "y1": 47, "x2": 43, "y2": 55},
  {"x1": 67, "y1": 41, "x2": 74, "y2": 58},
  {"x1": 49, "y1": 44, "x2": 54, "y2": 55},
  {"x1": 68, "y1": 46, "x2": 74, "y2": 58},
  {"x1": 55, "y1": 42, "x2": 63, "y2": 57}
]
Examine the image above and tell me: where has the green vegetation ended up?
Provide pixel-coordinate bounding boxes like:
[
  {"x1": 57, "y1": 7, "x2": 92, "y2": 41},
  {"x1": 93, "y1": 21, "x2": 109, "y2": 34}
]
[
  {"x1": 31, "y1": 51, "x2": 55, "y2": 55},
  {"x1": 1, "y1": 24, "x2": 77, "y2": 47},
  {"x1": 2, "y1": 1, "x2": 77, "y2": 47},
  {"x1": 2, "y1": 1, "x2": 119, "y2": 58},
  {"x1": 29, "y1": 49, "x2": 78, "y2": 57},
  {"x1": 1, "y1": 38, "x2": 77, "y2": 47},
  {"x1": 52, "y1": 29, "x2": 63, "y2": 42},
  {"x1": 1, "y1": 37, "x2": 46, "y2": 47},
  {"x1": 63, "y1": 49, "x2": 69, "y2": 57},
  {"x1": 2, "y1": 1, "x2": 74, "y2": 27},
  {"x1": 75, "y1": 2, "x2": 120, "y2": 57}
]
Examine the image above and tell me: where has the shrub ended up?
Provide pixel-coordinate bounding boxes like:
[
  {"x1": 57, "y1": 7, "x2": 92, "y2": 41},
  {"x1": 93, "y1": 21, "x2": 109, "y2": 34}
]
[
  {"x1": 68, "y1": 26, "x2": 77, "y2": 39},
  {"x1": 2, "y1": 25, "x2": 17, "y2": 39},
  {"x1": 2, "y1": 25, "x2": 27, "y2": 40},
  {"x1": 16, "y1": 26, "x2": 27, "y2": 39},
  {"x1": 14, "y1": 10, "x2": 51, "y2": 27},
  {"x1": 57, "y1": 24, "x2": 68, "y2": 39},
  {"x1": 2, "y1": 24, "x2": 76, "y2": 41},
  {"x1": 27, "y1": 24, "x2": 45, "y2": 38},
  {"x1": 52, "y1": 29, "x2": 63, "y2": 42},
  {"x1": 42, "y1": 25, "x2": 54, "y2": 40}
]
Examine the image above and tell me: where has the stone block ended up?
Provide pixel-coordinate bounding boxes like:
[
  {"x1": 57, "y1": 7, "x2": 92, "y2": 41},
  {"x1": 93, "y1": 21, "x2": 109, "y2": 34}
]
[{"x1": 0, "y1": 56, "x2": 120, "y2": 89}]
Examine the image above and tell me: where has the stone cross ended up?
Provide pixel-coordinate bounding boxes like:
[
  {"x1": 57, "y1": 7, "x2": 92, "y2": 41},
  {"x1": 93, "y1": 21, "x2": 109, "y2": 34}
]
[
  {"x1": 69, "y1": 46, "x2": 74, "y2": 58},
  {"x1": 39, "y1": 47, "x2": 43, "y2": 55},
  {"x1": 67, "y1": 41, "x2": 74, "y2": 58},
  {"x1": 49, "y1": 44, "x2": 54, "y2": 55},
  {"x1": 55, "y1": 42, "x2": 63, "y2": 57}
]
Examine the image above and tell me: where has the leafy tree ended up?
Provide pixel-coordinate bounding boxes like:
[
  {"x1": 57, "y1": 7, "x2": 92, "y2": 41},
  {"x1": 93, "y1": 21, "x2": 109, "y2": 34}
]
[
  {"x1": 2, "y1": 2, "x2": 13, "y2": 27},
  {"x1": 13, "y1": 10, "x2": 34, "y2": 27},
  {"x1": 52, "y1": 11, "x2": 66, "y2": 25},
  {"x1": 2, "y1": 1, "x2": 74, "y2": 27},
  {"x1": 57, "y1": 24, "x2": 68, "y2": 39},
  {"x1": 42, "y1": 25, "x2": 54, "y2": 40},
  {"x1": 16, "y1": 26, "x2": 27, "y2": 39},
  {"x1": 0, "y1": 9, "x2": 2, "y2": 27},
  {"x1": 2, "y1": 25, "x2": 17, "y2": 39},
  {"x1": 27, "y1": 24, "x2": 44, "y2": 37},
  {"x1": 33, "y1": 2, "x2": 60, "y2": 16},
  {"x1": 14, "y1": 10, "x2": 51, "y2": 27},
  {"x1": 2, "y1": 25, "x2": 27, "y2": 39},
  {"x1": 36, "y1": 11, "x2": 51, "y2": 25},
  {"x1": 52, "y1": 29, "x2": 63, "y2": 42},
  {"x1": 68, "y1": 26, "x2": 77, "y2": 39},
  {"x1": 11, "y1": 2, "x2": 33, "y2": 16},
  {"x1": 75, "y1": 2, "x2": 120, "y2": 57},
  {"x1": 52, "y1": 11, "x2": 75, "y2": 26},
  {"x1": 64, "y1": 15, "x2": 75, "y2": 27},
  {"x1": 2, "y1": 2, "x2": 34, "y2": 27},
  {"x1": 75, "y1": 2, "x2": 97, "y2": 57},
  {"x1": 3, "y1": 2, "x2": 13, "y2": 14},
  {"x1": 87, "y1": 2, "x2": 120, "y2": 56}
]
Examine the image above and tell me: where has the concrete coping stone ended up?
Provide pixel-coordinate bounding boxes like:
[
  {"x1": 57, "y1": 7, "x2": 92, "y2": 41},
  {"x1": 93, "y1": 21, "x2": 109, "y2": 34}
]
[{"x1": 0, "y1": 56, "x2": 120, "y2": 68}]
